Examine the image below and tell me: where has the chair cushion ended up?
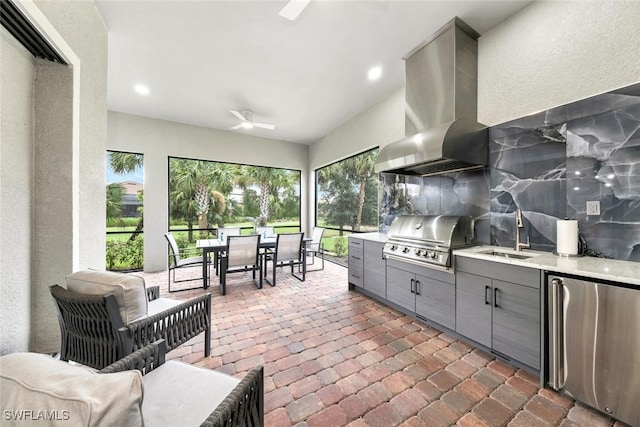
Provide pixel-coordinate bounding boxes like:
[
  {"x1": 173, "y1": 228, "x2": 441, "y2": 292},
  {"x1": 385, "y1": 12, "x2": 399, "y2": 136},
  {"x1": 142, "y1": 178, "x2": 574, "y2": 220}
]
[
  {"x1": 141, "y1": 360, "x2": 240, "y2": 426},
  {"x1": 66, "y1": 269, "x2": 148, "y2": 324},
  {"x1": 147, "y1": 297, "x2": 182, "y2": 317},
  {"x1": 0, "y1": 352, "x2": 144, "y2": 427}
]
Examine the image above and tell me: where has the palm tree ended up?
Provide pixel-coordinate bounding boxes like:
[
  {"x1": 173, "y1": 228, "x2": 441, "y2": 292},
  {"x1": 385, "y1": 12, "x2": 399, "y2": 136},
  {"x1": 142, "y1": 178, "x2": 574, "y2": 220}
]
[
  {"x1": 169, "y1": 159, "x2": 237, "y2": 238},
  {"x1": 344, "y1": 150, "x2": 377, "y2": 231},
  {"x1": 106, "y1": 183, "x2": 124, "y2": 223},
  {"x1": 237, "y1": 166, "x2": 295, "y2": 226},
  {"x1": 107, "y1": 152, "x2": 143, "y2": 240}
]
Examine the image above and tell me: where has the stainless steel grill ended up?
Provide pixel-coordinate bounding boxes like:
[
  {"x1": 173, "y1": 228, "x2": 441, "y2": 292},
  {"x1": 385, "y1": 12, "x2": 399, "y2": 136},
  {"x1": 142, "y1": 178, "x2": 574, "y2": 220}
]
[{"x1": 383, "y1": 215, "x2": 475, "y2": 270}]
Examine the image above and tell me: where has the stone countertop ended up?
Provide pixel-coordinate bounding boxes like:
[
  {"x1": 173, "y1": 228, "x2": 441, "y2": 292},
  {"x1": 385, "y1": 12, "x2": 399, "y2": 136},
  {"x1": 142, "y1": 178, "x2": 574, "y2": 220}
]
[
  {"x1": 454, "y1": 245, "x2": 640, "y2": 287},
  {"x1": 348, "y1": 232, "x2": 388, "y2": 243}
]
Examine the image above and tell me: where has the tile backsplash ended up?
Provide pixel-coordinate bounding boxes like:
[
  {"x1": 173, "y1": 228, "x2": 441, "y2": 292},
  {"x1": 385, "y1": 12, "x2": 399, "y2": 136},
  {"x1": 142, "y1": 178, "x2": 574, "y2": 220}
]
[{"x1": 379, "y1": 82, "x2": 640, "y2": 262}]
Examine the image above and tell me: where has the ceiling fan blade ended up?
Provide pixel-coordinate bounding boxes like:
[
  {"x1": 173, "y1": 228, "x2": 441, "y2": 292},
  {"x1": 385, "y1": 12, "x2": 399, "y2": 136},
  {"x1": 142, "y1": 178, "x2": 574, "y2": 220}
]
[
  {"x1": 278, "y1": 0, "x2": 310, "y2": 21},
  {"x1": 230, "y1": 110, "x2": 245, "y2": 121},
  {"x1": 230, "y1": 124, "x2": 244, "y2": 130},
  {"x1": 253, "y1": 122, "x2": 275, "y2": 130}
]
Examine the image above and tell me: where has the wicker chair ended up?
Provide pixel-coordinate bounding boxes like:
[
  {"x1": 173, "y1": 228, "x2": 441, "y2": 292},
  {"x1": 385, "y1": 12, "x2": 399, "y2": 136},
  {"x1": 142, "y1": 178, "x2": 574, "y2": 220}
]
[
  {"x1": 100, "y1": 340, "x2": 264, "y2": 427},
  {"x1": 263, "y1": 232, "x2": 305, "y2": 286},
  {"x1": 50, "y1": 281, "x2": 211, "y2": 370},
  {"x1": 219, "y1": 234, "x2": 262, "y2": 295}
]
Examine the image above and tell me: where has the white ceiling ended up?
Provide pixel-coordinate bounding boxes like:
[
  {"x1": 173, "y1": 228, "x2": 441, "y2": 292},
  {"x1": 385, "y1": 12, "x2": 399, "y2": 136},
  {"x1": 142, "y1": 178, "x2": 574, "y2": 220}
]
[{"x1": 95, "y1": 0, "x2": 532, "y2": 145}]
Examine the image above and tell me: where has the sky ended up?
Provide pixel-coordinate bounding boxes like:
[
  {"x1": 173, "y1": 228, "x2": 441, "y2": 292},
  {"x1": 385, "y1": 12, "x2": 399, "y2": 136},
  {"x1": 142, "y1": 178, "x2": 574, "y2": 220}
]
[{"x1": 105, "y1": 155, "x2": 143, "y2": 184}]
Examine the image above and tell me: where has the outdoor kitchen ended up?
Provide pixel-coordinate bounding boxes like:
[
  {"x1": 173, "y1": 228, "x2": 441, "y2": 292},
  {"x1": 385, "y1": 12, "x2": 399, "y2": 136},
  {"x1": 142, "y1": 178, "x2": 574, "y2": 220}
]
[{"x1": 348, "y1": 17, "x2": 640, "y2": 427}]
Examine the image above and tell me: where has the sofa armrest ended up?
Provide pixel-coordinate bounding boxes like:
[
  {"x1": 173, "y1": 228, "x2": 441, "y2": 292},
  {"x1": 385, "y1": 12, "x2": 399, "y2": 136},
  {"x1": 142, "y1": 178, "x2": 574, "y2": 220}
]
[
  {"x1": 99, "y1": 339, "x2": 166, "y2": 375},
  {"x1": 146, "y1": 285, "x2": 160, "y2": 301},
  {"x1": 201, "y1": 366, "x2": 264, "y2": 427},
  {"x1": 123, "y1": 293, "x2": 211, "y2": 356}
]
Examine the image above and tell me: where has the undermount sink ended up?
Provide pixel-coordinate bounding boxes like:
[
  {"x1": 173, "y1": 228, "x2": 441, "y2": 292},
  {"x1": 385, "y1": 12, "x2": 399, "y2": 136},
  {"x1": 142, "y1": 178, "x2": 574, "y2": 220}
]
[{"x1": 479, "y1": 250, "x2": 534, "y2": 260}]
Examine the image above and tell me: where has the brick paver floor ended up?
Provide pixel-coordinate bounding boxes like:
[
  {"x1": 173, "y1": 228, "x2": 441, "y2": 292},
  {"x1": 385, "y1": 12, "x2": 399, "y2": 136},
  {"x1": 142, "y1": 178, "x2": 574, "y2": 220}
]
[{"x1": 139, "y1": 261, "x2": 629, "y2": 427}]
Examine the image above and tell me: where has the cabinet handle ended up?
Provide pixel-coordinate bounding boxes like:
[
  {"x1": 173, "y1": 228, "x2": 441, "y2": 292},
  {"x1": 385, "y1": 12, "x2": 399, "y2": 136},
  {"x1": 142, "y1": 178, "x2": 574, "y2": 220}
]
[
  {"x1": 415, "y1": 280, "x2": 421, "y2": 295},
  {"x1": 410, "y1": 278, "x2": 415, "y2": 294},
  {"x1": 494, "y1": 288, "x2": 499, "y2": 308},
  {"x1": 352, "y1": 256, "x2": 361, "y2": 260},
  {"x1": 484, "y1": 286, "x2": 490, "y2": 305}
]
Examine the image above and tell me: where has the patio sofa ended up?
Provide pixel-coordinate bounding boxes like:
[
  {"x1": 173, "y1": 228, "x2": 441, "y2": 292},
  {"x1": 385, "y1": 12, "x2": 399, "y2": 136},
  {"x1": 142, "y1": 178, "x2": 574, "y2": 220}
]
[
  {"x1": 50, "y1": 269, "x2": 211, "y2": 369},
  {"x1": 0, "y1": 340, "x2": 264, "y2": 426}
]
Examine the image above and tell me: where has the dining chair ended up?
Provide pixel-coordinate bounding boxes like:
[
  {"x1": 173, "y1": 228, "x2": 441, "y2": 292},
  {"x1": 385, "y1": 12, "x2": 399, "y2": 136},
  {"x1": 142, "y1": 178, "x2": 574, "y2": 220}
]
[
  {"x1": 263, "y1": 232, "x2": 305, "y2": 286},
  {"x1": 255, "y1": 226, "x2": 275, "y2": 239},
  {"x1": 214, "y1": 227, "x2": 242, "y2": 275},
  {"x1": 165, "y1": 232, "x2": 207, "y2": 292},
  {"x1": 219, "y1": 234, "x2": 262, "y2": 295},
  {"x1": 306, "y1": 226, "x2": 325, "y2": 271}
]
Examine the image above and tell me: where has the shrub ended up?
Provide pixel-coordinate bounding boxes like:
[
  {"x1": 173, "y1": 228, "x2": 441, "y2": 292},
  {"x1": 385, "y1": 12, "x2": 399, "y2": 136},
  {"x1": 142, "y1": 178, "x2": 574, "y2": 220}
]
[
  {"x1": 333, "y1": 236, "x2": 347, "y2": 257},
  {"x1": 106, "y1": 236, "x2": 143, "y2": 271}
]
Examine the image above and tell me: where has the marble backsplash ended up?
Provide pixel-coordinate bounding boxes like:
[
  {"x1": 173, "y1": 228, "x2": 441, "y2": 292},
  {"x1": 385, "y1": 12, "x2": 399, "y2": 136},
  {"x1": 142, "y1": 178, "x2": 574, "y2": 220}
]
[{"x1": 379, "y1": 82, "x2": 640, "y2": 262}]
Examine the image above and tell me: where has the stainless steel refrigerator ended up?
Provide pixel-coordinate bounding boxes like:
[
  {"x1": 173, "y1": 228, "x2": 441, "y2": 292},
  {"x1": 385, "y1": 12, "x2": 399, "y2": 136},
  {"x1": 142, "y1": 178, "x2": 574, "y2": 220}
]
[{"x1": 548, "y1": 274, "x2": 640, "y2": 426}]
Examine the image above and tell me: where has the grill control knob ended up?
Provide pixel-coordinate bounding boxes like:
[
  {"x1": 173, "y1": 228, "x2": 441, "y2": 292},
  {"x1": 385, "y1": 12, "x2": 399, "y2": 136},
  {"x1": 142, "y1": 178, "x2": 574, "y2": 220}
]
[
  {"x1": 430, "y1": 251, "x2": 438, "y2": 259},
  {"x1": 402, "y1": 247, "x2": 410, "y2": 253},
  {"x1": 415, "y1": 249, "x2": 422, "y2": 256}
]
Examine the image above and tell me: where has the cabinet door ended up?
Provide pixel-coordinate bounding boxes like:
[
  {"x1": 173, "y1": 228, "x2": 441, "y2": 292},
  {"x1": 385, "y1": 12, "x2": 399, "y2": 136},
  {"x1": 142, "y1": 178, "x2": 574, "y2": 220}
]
[
  {"x1": 492, "y1": 280, "x2": 540, "y2": 369},
  {"x1": 415, "y1": 273, "x2": 456, "y2": 330},
  {"x1": 363, "y1": 241, "x2": 385, "y2": 298},
  {"x1": 456, "y1": 272, "x2": 492, "y2": 348},
  {"x1": 348, "y1": 239, "x2": 364, "y2": 287},
  {"x1": 386, "y1": 265, "x2": 416, "y2": 311}
]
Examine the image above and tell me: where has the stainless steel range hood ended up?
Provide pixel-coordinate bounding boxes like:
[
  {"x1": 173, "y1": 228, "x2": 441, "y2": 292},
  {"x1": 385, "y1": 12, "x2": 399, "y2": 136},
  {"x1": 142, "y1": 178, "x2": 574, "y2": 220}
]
[{"x1": 375, "y1": 17, "x2": 488, "y2": 177}]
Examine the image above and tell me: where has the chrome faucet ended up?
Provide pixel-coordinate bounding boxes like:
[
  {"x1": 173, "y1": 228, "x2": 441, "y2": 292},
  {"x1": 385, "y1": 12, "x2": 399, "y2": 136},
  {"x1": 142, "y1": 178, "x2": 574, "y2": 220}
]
[{"x1": 515, "y1": 208, "x2": 530, "y2": 251}]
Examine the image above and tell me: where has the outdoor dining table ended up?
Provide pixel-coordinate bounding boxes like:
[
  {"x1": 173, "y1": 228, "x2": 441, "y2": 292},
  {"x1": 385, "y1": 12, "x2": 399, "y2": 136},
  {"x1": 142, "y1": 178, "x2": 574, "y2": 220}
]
[{"x1": 196, "y1": 235, "x2": 312, "y2": 289}]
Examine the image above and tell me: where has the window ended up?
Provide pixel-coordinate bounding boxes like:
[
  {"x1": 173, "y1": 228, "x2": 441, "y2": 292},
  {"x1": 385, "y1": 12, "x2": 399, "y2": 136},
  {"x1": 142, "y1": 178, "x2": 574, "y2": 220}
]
[
  {"x1": 167, "y1": 157, "x2": 301, "y2": 246},
  {"x1": 106, "y1": 151, "x2": 144, "y2": 271},
  {"x1": 315, "y1": 148, "x2": 378, "y2": 261}
]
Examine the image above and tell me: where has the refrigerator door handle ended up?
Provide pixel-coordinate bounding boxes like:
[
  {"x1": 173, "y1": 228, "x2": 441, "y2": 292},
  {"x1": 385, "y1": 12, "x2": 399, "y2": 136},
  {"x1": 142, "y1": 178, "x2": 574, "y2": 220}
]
[{"x1": 549, "y1": 277, "x2": 564, "y2": 390}]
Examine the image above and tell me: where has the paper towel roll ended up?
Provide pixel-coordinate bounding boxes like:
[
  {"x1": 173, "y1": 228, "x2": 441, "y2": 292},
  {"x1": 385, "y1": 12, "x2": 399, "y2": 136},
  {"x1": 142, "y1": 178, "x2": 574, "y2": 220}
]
[{"x1": 557, "y1": 220, "x2": 578, "y2": 255}]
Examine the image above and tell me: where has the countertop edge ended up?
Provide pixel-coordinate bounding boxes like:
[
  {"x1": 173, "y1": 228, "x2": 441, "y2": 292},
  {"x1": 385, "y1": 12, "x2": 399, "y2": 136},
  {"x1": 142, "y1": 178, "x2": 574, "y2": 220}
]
[{"x1": 454, "y1": 246, "x2": 640, "y2": 287}]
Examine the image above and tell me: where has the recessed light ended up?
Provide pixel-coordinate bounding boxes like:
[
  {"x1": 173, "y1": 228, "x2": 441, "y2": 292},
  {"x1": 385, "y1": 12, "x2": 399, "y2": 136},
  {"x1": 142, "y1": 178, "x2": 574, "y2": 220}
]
[
  {"x1": 134, "y1": 84, "x2": 149, "y2": 95},
  {"x1": 573, "y1": 187, "x2": 580, "y2": 191},
  {"x1": 605, "y1": 183, "x2": 612, "y2": 187},
  {"x1": 367, "y1": 65, "x2": 382, "y2": 81},
  {"x1": 574, "y1": 171, "x2": 581, "y2": 176}
]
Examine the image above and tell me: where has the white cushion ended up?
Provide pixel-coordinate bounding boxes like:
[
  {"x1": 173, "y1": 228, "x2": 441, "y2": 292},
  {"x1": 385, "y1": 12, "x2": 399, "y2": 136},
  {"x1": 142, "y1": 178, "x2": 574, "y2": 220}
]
[
  {"x1": 66, "y1": 269, "x2": 148, "y2": 323},
  {"x1": 142, "y1": 361, "x2": 239, "y2": 427},
  {"x1": 147, "y1": 297, "x2": 181, "y2": 317},
  {"x1": 0, "y1": 352, "x2": 144, "y2": 427}
]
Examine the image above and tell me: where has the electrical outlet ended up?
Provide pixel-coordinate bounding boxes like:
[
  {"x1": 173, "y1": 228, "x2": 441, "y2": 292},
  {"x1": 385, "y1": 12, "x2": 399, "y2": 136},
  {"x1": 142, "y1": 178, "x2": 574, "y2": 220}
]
[{"x1": 586, "y1": 201, "x2": 600, "y2": 215}]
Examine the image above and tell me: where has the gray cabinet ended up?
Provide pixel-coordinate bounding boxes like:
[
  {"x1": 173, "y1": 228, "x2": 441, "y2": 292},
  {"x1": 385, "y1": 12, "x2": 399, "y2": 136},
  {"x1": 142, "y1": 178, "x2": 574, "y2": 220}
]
[
  {"x1": 348, "y1": 238, "x2": 363, "y2": 288},
  {"x1": 387, "y1": 258, "x2": 455, "y2": 330},
  {"x1": 363, "y1": 240, "x2": 386, "y2": 298},
  {"x1": 455, "y1": 256, "x2": 540, "y2": 370}
]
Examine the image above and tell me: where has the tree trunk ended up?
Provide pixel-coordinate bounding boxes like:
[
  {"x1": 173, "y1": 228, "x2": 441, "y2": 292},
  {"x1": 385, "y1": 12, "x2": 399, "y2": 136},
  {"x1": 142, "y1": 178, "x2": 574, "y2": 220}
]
[
  {"x1": 188, "y1": 220, "x2": 194, "y2": 242},
  {"x1": 258, "y1": 181, "x2": 270, "y2": 226},
  {"x1": 128, "y1": 217, "x2": 144, "y2": 241},
  {"x1": 354, "y1": 175, "x2": 366, "y2": 231}
]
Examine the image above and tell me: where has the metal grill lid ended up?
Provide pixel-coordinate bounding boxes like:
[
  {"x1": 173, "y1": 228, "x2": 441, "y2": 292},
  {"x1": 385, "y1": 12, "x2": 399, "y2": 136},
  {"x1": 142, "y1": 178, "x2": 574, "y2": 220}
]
[{"x1": 386, "y1": 215, "x2": 475, "y2": 248}]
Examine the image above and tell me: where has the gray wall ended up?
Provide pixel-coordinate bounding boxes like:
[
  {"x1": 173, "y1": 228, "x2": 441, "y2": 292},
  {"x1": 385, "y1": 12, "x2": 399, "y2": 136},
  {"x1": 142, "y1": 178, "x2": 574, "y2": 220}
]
[
  {"x1": 107, "y1": 111, "x2": 309, "y2": 272},
  {"x1": 0, "y1": 0, "x2": 107, "y2": 354},
  {"x1": 478, "y1": 0, "x2": 640, "y2": 126},
  {"x1": 0, "y1": 30, "x2": 35, "y2": 354}
]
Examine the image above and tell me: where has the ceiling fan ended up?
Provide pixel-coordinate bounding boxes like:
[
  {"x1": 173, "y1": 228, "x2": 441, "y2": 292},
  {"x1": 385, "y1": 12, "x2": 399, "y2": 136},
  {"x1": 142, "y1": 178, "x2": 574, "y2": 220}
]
[
  {"x1": 229, "y1": 110, "x2": 275, "y2": 130},
  {"x1": 278, "y1": 0, "x2": 310, "y2": 21}
]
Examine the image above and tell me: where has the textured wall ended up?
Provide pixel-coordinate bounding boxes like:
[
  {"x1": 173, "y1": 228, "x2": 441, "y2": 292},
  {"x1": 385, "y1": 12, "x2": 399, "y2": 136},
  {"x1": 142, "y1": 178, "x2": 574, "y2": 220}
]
[
  {"x1": 32, "y1": 62, "x2": 75, "y2": 353},
  {"x1": 107, "y1": 111, "x2": 309, "y2": 272},
  {"x1": 0, "y1": 31, "x2": 35, "y2": 354},
  {"x1": 478, "y1": 1, "x2": 640, "y2": 127}
]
